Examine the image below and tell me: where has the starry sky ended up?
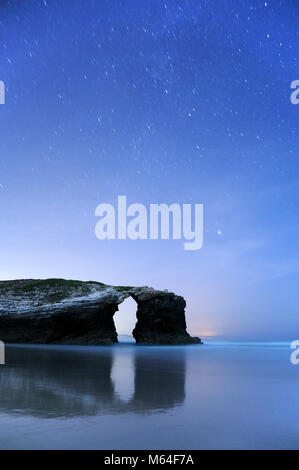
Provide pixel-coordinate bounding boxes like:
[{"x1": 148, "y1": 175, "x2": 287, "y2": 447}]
[{"x1": 0, "y1": 0, "x2": 298, "y2": 339}]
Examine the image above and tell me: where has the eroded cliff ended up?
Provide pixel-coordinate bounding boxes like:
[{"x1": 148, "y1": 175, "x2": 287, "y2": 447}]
[{"x1": 0, "y1": 279, "x2": 202, "y2": 345}]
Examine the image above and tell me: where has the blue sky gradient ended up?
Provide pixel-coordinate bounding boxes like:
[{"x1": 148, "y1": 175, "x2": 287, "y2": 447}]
[{"x1": 0, "y1": 0, "x2": 298, "y2": 339}]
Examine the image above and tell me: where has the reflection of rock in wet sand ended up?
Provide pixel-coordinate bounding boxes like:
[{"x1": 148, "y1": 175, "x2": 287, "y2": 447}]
[
  {"x1": 0, "y1": 346, "x2": 185, "y2": 418},
  {"x1": 133, "y1": 351, "x2": 186, "y2": 412}
]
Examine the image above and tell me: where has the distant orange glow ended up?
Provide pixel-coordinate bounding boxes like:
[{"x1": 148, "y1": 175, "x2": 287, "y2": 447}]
[{"x1": 195, "y1": 330, "x2": 219, "y2": 337}]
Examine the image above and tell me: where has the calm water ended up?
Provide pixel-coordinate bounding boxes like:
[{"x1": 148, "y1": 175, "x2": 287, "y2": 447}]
[{"x1": 0, "y1": 342, "x2": 298, "y2": 449}]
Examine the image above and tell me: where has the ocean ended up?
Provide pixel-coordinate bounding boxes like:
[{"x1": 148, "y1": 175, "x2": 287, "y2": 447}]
[{"x1": 0, "y1": 341, "x2": 298, "y2": 449}]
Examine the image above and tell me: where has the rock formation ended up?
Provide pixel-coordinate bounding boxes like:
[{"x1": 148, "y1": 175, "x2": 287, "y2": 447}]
[{"x1": 0, "y1": 279, "x2": 202, "y2": 345}]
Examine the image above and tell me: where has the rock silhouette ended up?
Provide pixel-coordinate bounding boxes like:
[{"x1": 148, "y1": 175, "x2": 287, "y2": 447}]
[{"x1": 0, "y1": 279, "x2": 202, "y2": 345}]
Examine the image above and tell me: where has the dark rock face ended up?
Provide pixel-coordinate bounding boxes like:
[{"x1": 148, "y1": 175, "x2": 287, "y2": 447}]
[
  {"x1": 0, "y1": 292, "x2": 120, "y2": 345},
  {"x1": 131, "y1": 290, "x2": 201, "y2": 345},
  {"x1": 0, "y1": 279, "x2": 202, "y2": 346}
]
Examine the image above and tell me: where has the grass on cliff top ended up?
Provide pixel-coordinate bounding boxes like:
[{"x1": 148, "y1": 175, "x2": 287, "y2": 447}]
[
  {"x1": 6, "y1": 278, "x2": 108, "y2": 304},
  {"x1": 7, "y1": 279, "x2": 133, "y2": 292},
  {"x1": 115, "y1": 285, "x2": 133, "y2": 292},
  {"x1": 7, "y1": 278, "x2": 134, "y2": 303},
  {"x1": 14, "y1": 278, "x2": 107, "y2": 292}
]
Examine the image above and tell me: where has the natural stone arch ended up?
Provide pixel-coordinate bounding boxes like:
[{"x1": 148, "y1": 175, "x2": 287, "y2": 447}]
[
  {"x1": 0, "y1": 279, "x2": 202, "y2": 345},
  {"x1": 112, "y1": 288, "x2": 202, "y2": 345}
]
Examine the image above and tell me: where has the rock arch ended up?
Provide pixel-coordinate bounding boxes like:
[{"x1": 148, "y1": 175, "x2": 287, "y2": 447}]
[
  {"x1": 0, "y1": 280, "x2": 202, "y2": 345},
  {"x1": 110, "y1": 287, "x2": 202, "y2": 345}
]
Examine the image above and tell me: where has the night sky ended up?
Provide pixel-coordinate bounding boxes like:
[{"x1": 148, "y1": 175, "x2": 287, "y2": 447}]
[{"x1": 0, "y1": 0, "x2": 298, "y2": 339}]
